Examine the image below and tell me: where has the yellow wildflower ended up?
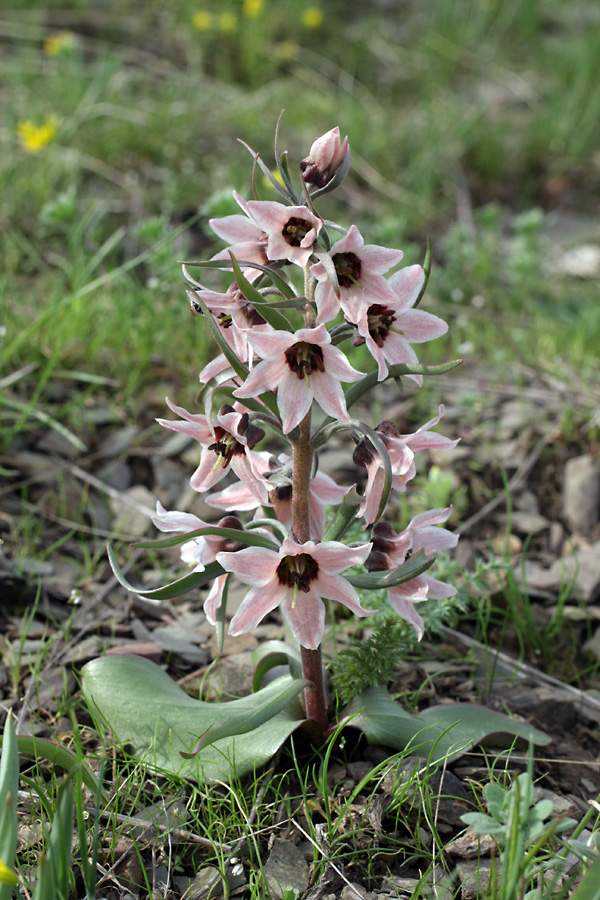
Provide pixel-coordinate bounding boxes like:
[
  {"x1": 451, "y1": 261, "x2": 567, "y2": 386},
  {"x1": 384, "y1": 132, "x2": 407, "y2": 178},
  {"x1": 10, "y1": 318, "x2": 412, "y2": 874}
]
[
  {"x1": 17, "y1": 115, "x2": 58, "y2": 154},
  {"x1": 302, "y1": 7, "x2": 323, "y2": 28},
  {"x1": 192, "y1": 10, "x2": 212, "y2": 30},
  {"x1": 0, "y1": 860, "x2": 19, "y2": 887},
  {"x1": 243, "y1": 0, "x2": 265, "y2": 17},
  {"x1": 219, "y1": 12, "x2": 238, "y2": 31},
  {"x1": 43, "y1": 30, "x2": 77, "y2": 56}
]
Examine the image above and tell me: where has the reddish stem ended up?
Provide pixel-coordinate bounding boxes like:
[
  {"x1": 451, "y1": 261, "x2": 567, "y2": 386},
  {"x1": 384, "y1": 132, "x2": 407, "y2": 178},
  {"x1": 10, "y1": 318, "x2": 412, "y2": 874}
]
[{"x1": 292, "y1": 411, "x2": 328, "y2": 734}]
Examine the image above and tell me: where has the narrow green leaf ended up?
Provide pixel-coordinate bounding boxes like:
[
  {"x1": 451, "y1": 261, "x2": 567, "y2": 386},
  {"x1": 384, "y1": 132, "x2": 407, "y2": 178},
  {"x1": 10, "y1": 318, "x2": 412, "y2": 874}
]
[
  {"x1": 229, "y1": 253, "x2": 292, "y2": 331},
  {"x1": 133, "y1": 526, "x2": 279, "y2": 551},
  {"x1": 191, "y1": 292, "x2": 249, "y2": 383},
  {"x1": 45, "y1": 780, "x2": 74, "y2": 900},
  {"x1": 344, "y1": 360, "x2": 463, "y2": 411},
  {"x1": 238, "y1": 139, "x2": 291, "y2": 201},
  {"x1": 345, "y1": 551, "x2": 434, "y2": 589},
  {"x1": 0, "y1": 733, "x2": 101, "y2": 798},
  {"x1": 107, "y1": 544, "x2": 224, "y2": 599},
  {"x1": 0, "y1": 714, "x2": 19, "y2": 900},
  {"x1": 321, "y1": 486, "x2": 362, "y2": 542},
  {"x1": 414, "y1": 237, "x2": 432, "y2": 308}
]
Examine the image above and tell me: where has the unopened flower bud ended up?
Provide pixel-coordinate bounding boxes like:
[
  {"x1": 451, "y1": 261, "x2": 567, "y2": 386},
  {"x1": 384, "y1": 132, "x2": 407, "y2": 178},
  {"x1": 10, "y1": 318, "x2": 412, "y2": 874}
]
[{"x1": 300, "y1": 126, "x2": 349, "y2": 188}]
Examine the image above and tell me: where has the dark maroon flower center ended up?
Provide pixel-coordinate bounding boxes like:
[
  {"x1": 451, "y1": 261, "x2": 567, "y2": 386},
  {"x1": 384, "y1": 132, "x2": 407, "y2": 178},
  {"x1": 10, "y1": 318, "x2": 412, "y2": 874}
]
[
  {"x1": 207, "y1": 407, "x2": 265, "y2": 467},
  {"x1": 276, "y1": 553, "x2": 319, "y2": 592},
  {"x1": 283, "y1": 217, "x2": 313, "y2": 247},
  {"x1": 284, "y1": 341, "x2": 325, "y2": 379},
  {"x1": 332, "y1": 251, "x2": 362, "y2": 289},
  {"x1": 367, "y1": 304, "x2": 396, "y2": 347}
]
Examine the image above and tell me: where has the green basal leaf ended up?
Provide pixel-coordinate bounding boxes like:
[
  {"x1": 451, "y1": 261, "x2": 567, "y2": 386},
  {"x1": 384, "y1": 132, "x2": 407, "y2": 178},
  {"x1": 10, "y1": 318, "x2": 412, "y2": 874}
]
[
  {"x1": 82, "y1": 655, "x2": 307, "y2": 783},
  {"x1": 133, "y1": 526, "x2": 279, "y2": 551},
  {"x1": 107, "y1": 544, "x2": 225, "y2": 599},
  {"x1": 345, "y1": 551, "x2": 434, "y2": 590},
  {"x1": 252, "y1": 641, "x2": 303, "y2": 692},
  {"x1": 342, "y1": 685, "x2": 550, "y2": 763}
]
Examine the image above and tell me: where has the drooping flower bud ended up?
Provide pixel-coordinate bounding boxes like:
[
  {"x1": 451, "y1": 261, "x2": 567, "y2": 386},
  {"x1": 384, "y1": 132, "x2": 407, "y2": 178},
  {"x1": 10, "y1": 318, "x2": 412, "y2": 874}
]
[{"x1": 300, "y1": 126, "x2": 349, "y2": 188}]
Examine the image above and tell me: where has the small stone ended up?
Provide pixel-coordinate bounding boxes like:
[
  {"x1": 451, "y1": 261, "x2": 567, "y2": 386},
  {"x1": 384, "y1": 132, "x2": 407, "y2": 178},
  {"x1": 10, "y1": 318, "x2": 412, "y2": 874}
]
[
  {"x1": 563, "y1": 454, "x2": 600, "y2": 535},
  {"x1": 446, "y1": 828, "x2": 496, "y2": 858},
  {"x1": 264, "y1": 839, "x2": 310, "y2": 900}
]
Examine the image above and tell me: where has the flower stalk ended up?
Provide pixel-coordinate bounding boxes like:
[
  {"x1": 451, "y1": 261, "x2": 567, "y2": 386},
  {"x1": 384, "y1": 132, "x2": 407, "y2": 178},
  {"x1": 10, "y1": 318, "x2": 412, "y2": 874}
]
[{"x1": 113, "y1": 117, "x2": 462, "y2": 737}]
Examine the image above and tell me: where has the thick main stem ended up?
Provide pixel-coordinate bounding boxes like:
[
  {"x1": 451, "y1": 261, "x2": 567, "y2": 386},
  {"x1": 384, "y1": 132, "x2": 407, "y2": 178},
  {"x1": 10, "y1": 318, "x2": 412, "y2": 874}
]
[{"x1": 293, "y1": 412, "x2": 328, "y2": 734}]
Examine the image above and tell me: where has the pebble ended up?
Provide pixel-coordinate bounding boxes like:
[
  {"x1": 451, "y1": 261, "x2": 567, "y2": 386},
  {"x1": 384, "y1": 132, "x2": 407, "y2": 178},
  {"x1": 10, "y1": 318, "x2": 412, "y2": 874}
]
[{"x1": 563, "y1": 454, "x2": 600, "y2": 535}]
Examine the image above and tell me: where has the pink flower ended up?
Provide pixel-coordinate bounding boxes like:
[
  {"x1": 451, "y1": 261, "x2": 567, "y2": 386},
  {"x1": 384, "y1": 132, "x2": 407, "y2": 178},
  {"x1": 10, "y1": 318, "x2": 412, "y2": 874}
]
[
  {"x1": 186, "y1": 282, "x2": 273, "y2": 367},
  {"x1": 354, "y1": 265, "x2": 449, "y2": 383},
  {"x1": 367, "y1": 509, "x2": 458, "y2": 640},
  {"x1": 372, "y1": 507, "x2": 458, "y2": 562},
  {"x1": 207, "y1": 452, "x2": 352, "y2": 539},
  {"x1": 216, "y1": 537, "x2": 374, "y2": 649},
  {"x1": 156, "y1": 399, "x2": 269, "y2": 502},
  {"x1": 244, "y1": 199, "x2": 323, "y2": 267},
  {"x1": 233, "y1": 324, "x2": 364, "y2": 433},
  {"x1": 311, "y1": 225, "x2": 403, "y2": 324},
  {"x1": 208, "y1": 192, "x2": 270, "y2": 281},
  {"x1": 300, "y1": 126, "x2": 349, "y2": 188},
  {"x1": 353, "y1": 406, "x2": 459, "y2": 524}
]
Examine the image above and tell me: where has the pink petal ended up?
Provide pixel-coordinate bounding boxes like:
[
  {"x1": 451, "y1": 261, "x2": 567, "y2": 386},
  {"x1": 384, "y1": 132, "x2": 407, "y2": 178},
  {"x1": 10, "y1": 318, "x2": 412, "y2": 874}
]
[
  {"x1": 209, "y1": 213, "x2": 264, "y2": 243},
  {"x1": 310, "y1": 540, "x2": 372, "y2": 573},
  {"x1": 217, "y1": 545, "x2": 279, "y2": 585},
  {"x1": 276, "y1": 369, "x2": 313, "y2": 433},
  {"x1": 281, "y1": 588, "x2": 324, "y2": 649},
  {"x1": 204, "y1": 573, "x2": 228, "y2": 625},
  {"x1": 388, "y1": 265, "x2": 424, "y2": 311},
  {"x1": 315, "y1": 572, "x2": 376, "y2": 617},
  {"x1": 397, "y1": 309, "x2": 448, "y2": 343},
  {"x1": 229, "y1": 581, "x2": 284, "y2": 635}
]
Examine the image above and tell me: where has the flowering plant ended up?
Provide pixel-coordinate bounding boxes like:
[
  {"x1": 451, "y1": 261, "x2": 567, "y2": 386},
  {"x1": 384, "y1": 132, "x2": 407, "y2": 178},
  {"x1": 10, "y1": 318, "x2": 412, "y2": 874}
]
[{"x1": 85, "y1": 118, "x2": 549, "y2": 780}]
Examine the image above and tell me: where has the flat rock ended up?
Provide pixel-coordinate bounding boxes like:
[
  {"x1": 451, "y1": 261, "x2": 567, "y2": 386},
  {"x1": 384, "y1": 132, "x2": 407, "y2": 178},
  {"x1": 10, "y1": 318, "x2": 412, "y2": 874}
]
[
  {"x1": 514, "y1": 542, "x2": 600, "y2": 602},
  {"x1": 264, "y1": 839, "x2": 310, "y2": 900},
  {"x1": 563, "y1": 454, "x2": 600, "y2": 535}
]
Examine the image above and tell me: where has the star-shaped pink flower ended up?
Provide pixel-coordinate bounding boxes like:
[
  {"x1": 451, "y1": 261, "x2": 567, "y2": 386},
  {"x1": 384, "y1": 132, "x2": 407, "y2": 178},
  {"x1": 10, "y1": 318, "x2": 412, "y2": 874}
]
[
  {"x1": 353, "y1": 406, "x2": 459, "y2": 524},
  {"x1": 354, "y1": 264, "x2": 449, "y2": 383},
  {"x1": 311, "y1": 225, "x2": 403, "y2": 324},
  {"x1": 217, "y1": 537, "x2": 374, "y2": 649},
  {"x1": 233, "y1": 324, "x2": 364, "y2": 433},
  {"x1": 156, "y1": 399, "x2": 269, "y2": 502}
]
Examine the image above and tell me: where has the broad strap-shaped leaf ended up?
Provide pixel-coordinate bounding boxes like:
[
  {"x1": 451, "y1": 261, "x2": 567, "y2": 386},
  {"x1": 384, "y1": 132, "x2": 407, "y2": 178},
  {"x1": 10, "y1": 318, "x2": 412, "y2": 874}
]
[
  {"x1": 252, "y1": 640, "x2": 303, "y2": 692},
  {"x1": 107, "y1": 544, "x2": 225, "y2": 599},
  {"x1": 342, "y1": 686, "x2": 550, "y2": 763},
  {"x1": 82, "y1": 655, "x2": 307, "y2": 783},
  {"x1": 345, "y1": 550, "x2": 434, "y2": 589}
]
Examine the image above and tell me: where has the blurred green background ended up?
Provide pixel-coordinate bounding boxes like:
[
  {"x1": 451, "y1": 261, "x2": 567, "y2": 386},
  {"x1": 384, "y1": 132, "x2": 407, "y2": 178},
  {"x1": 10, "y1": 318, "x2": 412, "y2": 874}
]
[{"x1": 2, "y1": 0, "x2": 599, "y2": 411}]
